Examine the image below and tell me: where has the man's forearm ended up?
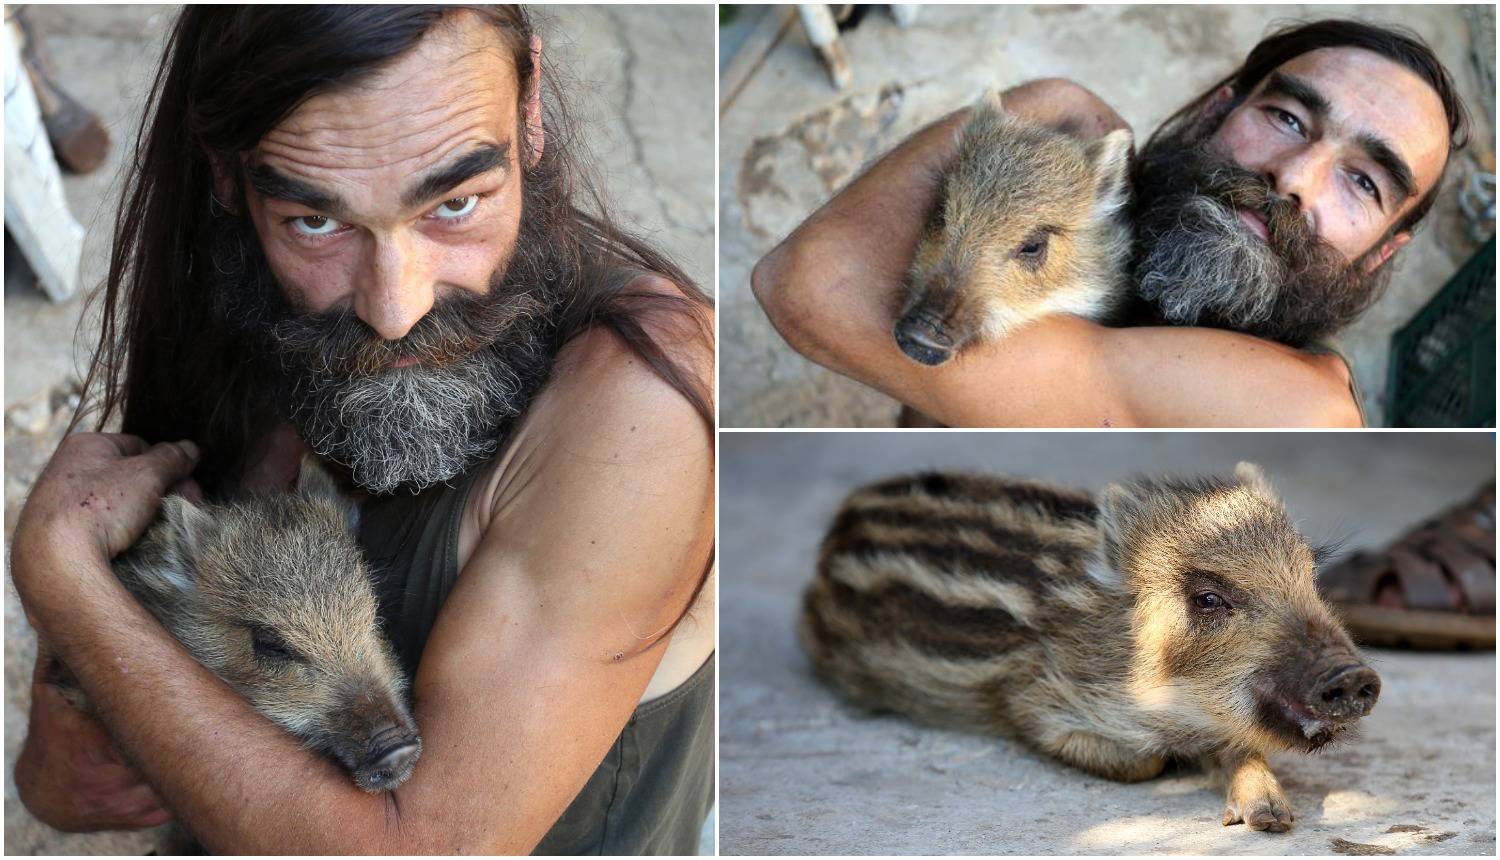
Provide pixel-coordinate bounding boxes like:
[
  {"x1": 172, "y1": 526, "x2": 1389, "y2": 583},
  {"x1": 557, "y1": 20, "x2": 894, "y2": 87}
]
[
  {"x1": 752, "y1": 110, "x2": 966, "y2": 383},
  {"x1": 19, "y1": 547, "x2": 403, "y2": 853}
]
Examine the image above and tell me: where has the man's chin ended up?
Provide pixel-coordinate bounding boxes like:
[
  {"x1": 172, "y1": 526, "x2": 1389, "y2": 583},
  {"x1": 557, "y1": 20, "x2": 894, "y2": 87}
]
[{"x1": 288, "y1": 357, "x2": 521, "y2": 495}]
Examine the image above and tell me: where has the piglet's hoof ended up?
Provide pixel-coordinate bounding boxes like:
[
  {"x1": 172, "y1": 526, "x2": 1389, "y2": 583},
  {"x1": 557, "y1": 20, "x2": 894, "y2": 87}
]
[{"x1": 1222, "y1": 795, "x2": 1295, "y2": 832}]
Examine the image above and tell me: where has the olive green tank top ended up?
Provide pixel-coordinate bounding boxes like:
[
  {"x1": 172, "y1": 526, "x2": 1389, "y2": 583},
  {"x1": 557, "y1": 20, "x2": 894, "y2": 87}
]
[
  {"x1": 357, "y1": 466, "x2": 714, "y2": 855},
  {"x1": 1304, "y1": 340, "x2": 1368, "y2": 427}
]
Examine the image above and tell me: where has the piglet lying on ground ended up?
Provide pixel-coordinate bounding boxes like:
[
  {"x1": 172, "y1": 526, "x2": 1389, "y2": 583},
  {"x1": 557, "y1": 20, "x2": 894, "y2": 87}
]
[{"x1": 802, "y1": 462, "x2": 1378, "y2": 832}]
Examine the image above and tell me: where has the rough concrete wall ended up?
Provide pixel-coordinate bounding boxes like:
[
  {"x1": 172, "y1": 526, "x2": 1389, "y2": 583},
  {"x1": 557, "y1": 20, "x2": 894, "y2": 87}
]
[
  {"x1": 719, "y1": 4, "x2": 1496, "y2": 427},
  {"x1": 720, "y1": 432, "x2": 1496, "y2": 854},
  {"x1": 3, "y1": 5, "x2": 713, "y2": 853}
]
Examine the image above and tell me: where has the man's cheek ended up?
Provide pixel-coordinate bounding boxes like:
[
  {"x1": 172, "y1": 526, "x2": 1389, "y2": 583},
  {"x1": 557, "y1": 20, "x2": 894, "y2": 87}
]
[
  {"x1": 265, "y1": 248, "x2": 358, "y2": 313},
  {"x1": 1210, "y1": 111, "x2": 1272, "y2": 171},
  {"x1": 432, "y1": 236, "x2": 510, "y2": 297}
]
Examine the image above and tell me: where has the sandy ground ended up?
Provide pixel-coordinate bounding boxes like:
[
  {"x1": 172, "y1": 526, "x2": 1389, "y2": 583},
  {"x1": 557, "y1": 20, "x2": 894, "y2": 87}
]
[
  {"x1": 3, "y1": 5, "x2": 715, "y2": 854},
  {"x1": 720, "y1": 432, "x2": 1496, "y2": 855},
  {"x1": 718, "y1": 5, "x2": 1496, "y2": 427}
]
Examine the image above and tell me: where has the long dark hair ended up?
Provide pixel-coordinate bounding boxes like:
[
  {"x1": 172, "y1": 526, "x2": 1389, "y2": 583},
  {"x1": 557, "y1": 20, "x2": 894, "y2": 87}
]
[
  {"x1": 1147, "y1": 18, "x2": 1471, "y2": 236},
  {"x1": 76, "y1": 6, "x2": 713, "y2": 493}
]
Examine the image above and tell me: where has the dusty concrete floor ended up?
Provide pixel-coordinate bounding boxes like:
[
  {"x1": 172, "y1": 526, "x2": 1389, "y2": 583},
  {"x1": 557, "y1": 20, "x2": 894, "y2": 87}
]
[
  {"x1": 719, "y1": 5, "x2": 1496, "y2": 427},
  {"x1": 3, "y1": 5, "x2": 715, "y2": 854},
  {"x1": 720, "y1": 432, "x2": 1496, "y2": 855}
]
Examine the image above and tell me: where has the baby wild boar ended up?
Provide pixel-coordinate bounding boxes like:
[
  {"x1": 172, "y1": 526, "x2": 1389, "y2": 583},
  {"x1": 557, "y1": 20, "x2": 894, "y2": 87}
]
[
  {"x1": 895, "y1": 89, "x2": 1134, "y2": 365},
  {"x1": 49, "y1": 457, "x2": 421, "y2": 794},
  {"x1": 801, "y1": 463, "x2": 1379, "y2": 832}
]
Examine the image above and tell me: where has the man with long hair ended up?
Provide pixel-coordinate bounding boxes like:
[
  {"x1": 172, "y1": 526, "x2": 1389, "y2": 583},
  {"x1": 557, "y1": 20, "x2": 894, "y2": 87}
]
[
  {"x1": 754, "y1": 19, "x2": 1470, "y2": 427},
  {"x1": 11, "y1": 7, "x2": 714, "y2": 853}
]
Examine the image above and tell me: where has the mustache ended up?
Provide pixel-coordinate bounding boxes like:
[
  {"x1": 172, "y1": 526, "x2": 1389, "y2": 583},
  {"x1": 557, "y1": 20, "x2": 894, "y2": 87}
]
[
  {"x1": 1162, "y1": 145, "x2": 1325, "y2": 267},
  {"x1": 1130, "y1": 135, "x2": 1387, "y2": 346},
  {"x1": 265, "y1": 283, "x2": 548, "y2": 378}
]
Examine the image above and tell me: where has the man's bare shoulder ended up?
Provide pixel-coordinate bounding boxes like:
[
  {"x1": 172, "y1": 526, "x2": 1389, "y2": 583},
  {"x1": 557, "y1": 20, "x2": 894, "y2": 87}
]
[
  {"x1": 547, "y1": 273, "x2": 714, "y2": 428},
  {"x1": 466, "y1": 273, "x2": 713, "y2": 534},
  {"x1": 447, "y1": 277, "x2": 712, "y2": 637}
]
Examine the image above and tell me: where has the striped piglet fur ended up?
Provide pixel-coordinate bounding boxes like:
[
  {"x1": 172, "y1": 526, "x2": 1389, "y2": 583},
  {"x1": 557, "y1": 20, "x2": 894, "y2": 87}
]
[{"x1": 800, "y1": 464, "x2": 1377, "y2": 832}]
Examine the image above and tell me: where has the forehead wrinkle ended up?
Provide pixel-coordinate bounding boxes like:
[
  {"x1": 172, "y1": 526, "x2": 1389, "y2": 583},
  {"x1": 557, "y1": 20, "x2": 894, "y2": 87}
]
[
  {"x1": 253, "y1": 12, "x2": 517, "y2": 181},
  {"x1": 260, "y1": 99, "x2": 504, "y2": 168}
]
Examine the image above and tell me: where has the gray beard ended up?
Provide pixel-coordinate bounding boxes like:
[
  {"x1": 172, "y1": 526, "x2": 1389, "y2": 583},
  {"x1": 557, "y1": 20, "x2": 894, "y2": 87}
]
[
  {"x1": 1128, "y1": 133, "x2": 1388, "y2": 347},
  {"x1": 211, "y1": 205, "x2": 561, "y2": 495},
  {"x1": 283, "y1": 346, "x2": 534, "y2": 495},
  {"x1": 1136, "y1": 195, "x2": 1285, "y2": 331}
]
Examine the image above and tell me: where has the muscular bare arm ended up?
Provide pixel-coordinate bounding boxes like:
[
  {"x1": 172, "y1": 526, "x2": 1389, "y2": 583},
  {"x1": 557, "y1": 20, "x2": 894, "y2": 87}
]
[
  {"x1": 11, "y1": 318, "x2": 714, "y2": 852},
  {"x1": 751, "y1": 78, "x2": 1361, "y2": 428}
]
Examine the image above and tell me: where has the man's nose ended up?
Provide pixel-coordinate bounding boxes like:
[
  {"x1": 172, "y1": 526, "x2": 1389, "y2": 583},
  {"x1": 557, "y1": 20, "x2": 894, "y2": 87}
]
[
  {"x1": 1263, "y1": 143, "x2": 1332, "y2": 229},
  {"x1": 354, "y1": 235, "x2": 434, "y2": 341}
]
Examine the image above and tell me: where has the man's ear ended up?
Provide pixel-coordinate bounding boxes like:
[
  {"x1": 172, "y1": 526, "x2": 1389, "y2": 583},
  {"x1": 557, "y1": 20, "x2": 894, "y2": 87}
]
[
  {"x1": 209, "y1": 155, "x2": 238, "y2": 214},
  {"x1": 1361, "y1": 231, "x2": 1411, "y2": 274},
  {"x1": 525, "y1": 34, "x2": 545, "y2": 168},
  {"x1": 1185, "y1": 84, "x2": 1236, "y2": 141}
]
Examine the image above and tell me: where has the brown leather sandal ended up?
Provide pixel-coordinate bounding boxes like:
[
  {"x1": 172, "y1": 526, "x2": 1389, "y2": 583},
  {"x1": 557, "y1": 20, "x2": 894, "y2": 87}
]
[{"x1": 1321, "y1": 481, "x2": 1495, "y2": 650}]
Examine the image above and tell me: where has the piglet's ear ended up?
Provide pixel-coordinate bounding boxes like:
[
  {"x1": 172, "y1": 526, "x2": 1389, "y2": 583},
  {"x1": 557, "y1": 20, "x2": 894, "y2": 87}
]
[
  {"x1": 1096, "y1": 482, "x2": 1145, "y2": 566},
  {"x1": 296, "y1": 454, "x2": 360, "y2": 532},
  {"x1": 974, "y1": 86, "x2": 1005, "y2": 117},
  {"x1": 131, "y1": 495, "x2": 212, "y2": 600},
  {"x1": 1088, "y1": 128, "x2": 1133, "y2": 217},
  {"x1": 1234, "y1": 461, "x2": 1281, "y2": 503},
  {"x1": 161, "y1": 495, "x2": 213, "y2": 560}
]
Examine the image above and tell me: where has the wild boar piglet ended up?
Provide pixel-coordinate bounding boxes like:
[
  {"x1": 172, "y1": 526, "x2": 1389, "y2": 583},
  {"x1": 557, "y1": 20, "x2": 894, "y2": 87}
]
[
  {"x1": 895, "y1": 89, "x2": 1134, "y2": 365},
  {"x1": 50, "y1": 456, "x2": 421, "y2": 794},
  {"x1": 802, "y1": 463, "x2": 1378, "y2": 832}
]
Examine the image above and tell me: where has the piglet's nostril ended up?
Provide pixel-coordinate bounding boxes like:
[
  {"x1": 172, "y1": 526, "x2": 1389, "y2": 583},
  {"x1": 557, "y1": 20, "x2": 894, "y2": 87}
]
[
  {"x1": 1315, "y1": 665, "x2": 1380, "y2": 718},
  {"x1": 893, "y1": 313, "x2": 955, "y2": 366}
]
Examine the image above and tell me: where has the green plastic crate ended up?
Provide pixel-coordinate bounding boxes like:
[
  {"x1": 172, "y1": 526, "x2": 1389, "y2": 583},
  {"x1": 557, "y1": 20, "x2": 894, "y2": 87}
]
[{"x1": 1385, "y1": 237, "x2": 1496, "y2": 427}]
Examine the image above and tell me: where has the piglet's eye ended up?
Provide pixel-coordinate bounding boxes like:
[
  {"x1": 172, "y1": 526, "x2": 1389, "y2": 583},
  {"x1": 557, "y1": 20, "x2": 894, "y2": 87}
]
[
  {"x1": 1193, "y1": 591, "x2": 1228, "y2": 612},
  {"x1": 1016, "y1": 236, "x2": 1047, "y2": 257},
  {"x1": 1014, "y1": 231, "x2": 1051, "y2": 268},
  {"x1": 250, "y1": 626, "x2": 301, "y2": 663}
]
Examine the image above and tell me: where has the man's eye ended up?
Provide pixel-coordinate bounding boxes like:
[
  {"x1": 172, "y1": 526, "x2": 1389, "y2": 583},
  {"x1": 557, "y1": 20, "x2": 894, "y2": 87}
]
[
  {"x1": 1269, "y1": 107, "x2": 1304, "y2": 136},
  {"x1": 1353, "y1": 172, "x2": 1381, "y2": 202},
  {"x1": 291, "y1": 215, "x2": 344, "y2": 236},
  {"x1": 431, "y1": 196, "x2": 479, "y2": 220}
]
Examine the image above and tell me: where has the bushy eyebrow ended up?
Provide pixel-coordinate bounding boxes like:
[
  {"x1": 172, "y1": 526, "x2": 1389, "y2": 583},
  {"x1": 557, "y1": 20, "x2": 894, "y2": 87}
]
[
  {"x1": 400, "y1": 143, "x2": 510, "y2": 209},
  {"x1": 1356, "y1": 131, "x2": 1415, "y2": 205},
  {"x1": 1261, "y1": 70, "x2": 1415, "y2": 206},
  {"x1": 1261, "y1": 70, "x2": 1330, "y2": 119},
  {"x1": 246, "y1": 163, "x2": 349, "y2": 217},
  {"x1": 245, "y1": 142, "x2": 509, "y2": 219}
]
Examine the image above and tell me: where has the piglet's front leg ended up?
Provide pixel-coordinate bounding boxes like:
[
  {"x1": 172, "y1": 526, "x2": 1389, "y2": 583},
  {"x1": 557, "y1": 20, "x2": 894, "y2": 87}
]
[{"x1": 1217, "y1": 750, "x2": 1294, "y2": 832}]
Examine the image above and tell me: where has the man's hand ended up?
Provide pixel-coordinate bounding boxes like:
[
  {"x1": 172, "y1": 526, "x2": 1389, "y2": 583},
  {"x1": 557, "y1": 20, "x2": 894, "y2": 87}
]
[
  {"x1": 10, "y1": 433, "x2": 198, "y2": 833},
  {"x1": 11, "y1": 433, "x2": 199, "y2": 618},
  {"x1": 14, "y1": 652, "x2": 172, "y2": 833}
]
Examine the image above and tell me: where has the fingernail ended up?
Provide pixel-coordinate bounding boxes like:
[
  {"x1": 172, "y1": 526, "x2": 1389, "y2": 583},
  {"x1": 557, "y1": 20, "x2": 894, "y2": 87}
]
[{"x1": 178, "y1": 440, "x2": 201, "y2": 461}]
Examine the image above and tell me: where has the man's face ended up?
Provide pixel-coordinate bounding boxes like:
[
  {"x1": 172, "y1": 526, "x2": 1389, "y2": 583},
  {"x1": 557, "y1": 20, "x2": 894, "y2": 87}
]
[
  {"x1": 216, "y1": 14, "x2": 563, "y2": 495},
  {"x1": 1132, "y1": 46, "x2": 1450, "y2": 346},
  {"x1": 242, "y1": 13, "x2": 524, "y2": 342},
  {"x1": 1208, "y1": 47, "x2": 1447, "y2": 266}
]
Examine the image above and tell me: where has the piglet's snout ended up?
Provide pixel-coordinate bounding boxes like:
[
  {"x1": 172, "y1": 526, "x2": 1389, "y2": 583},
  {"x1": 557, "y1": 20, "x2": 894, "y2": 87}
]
[
  {"x1": 1313, "y1": 663, "x2": 1380, "y2": 720},
  {"x1": 894, "y1": 310, "x2": 955, "y2": 366},
  {"x1": 354, "y1": 720, "x2": 422, "y2": 793}
]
